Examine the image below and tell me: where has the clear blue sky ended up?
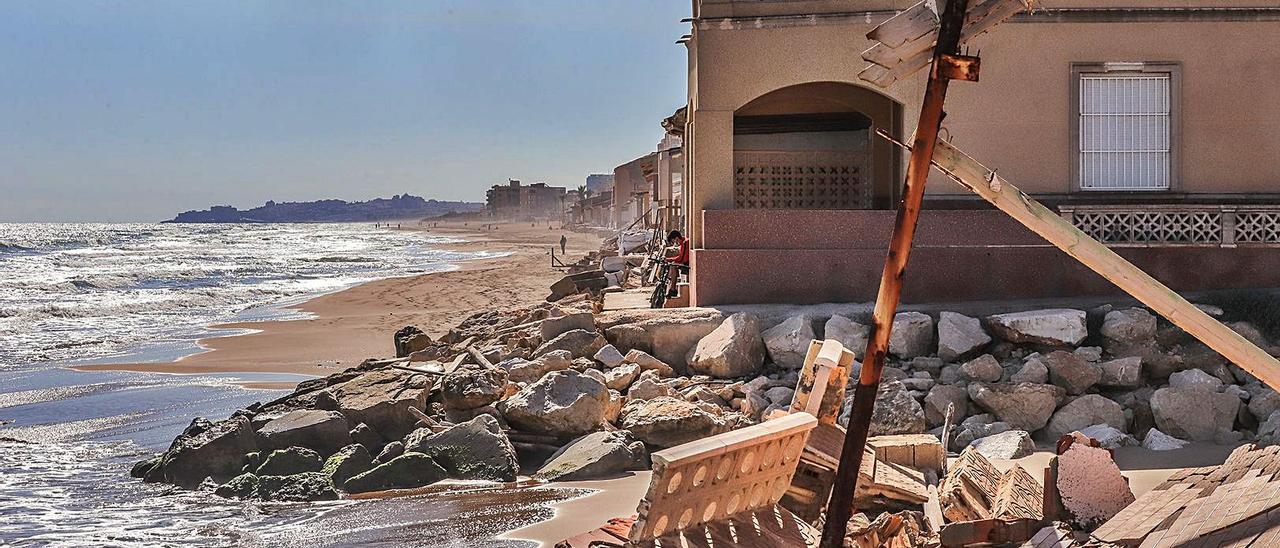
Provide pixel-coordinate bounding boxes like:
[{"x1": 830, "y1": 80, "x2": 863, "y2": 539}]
[{"x1": 0, "y1": 1, "x2": 690, "y2": 222}]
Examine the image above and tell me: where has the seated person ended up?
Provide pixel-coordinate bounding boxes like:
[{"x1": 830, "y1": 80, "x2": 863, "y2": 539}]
[{"x1": 663, "y1": 230, "x2": 689, "y2": 298}]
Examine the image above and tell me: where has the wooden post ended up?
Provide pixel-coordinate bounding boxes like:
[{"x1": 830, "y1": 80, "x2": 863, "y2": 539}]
[
  {"x1": 819, "y1": 1, "x2": 973, "y2": 545},
  {"x1": 880, "y1": 132, "x2": 1280, "y2": 390}
]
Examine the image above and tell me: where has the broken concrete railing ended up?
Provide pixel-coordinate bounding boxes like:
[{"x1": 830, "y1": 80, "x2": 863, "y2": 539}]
[{"x1": 629, "y1": 412, "x2": 818, "y2": 544}]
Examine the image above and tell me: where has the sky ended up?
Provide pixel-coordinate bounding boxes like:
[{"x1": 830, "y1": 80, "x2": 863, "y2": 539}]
[{"x1": 0, "y1": 1, "x2": 691, "y2": 222}]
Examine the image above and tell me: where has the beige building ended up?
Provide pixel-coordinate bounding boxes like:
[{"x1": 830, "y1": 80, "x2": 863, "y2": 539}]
[
  {"x1": 681, "y1": 0, "x2": 1280, "y2": 306},
  {"x1": 485, "y1": 179, "x2": 567, "y2": 220},
  {"x1": 613, "y1": 153, "x2": 658, "y2": 229}
]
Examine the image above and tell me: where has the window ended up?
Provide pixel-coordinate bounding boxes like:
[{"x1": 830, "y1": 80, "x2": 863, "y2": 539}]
[{"x1": 1078, "y1": 68, "x2": 1172, "y2": 191}]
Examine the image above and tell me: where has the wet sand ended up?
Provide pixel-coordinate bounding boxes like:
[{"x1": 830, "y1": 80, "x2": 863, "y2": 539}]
[{"x1": 79, "y1": 220, "x2": 601, "y2": 377}]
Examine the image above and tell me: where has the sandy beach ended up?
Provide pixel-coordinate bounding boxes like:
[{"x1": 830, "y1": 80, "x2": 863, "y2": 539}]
[{"x1": 79, "y1": 220, "x2": 602, "y2": 378}]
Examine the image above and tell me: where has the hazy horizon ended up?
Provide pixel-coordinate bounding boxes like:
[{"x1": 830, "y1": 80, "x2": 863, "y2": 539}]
[{"x1": 0, "y1": 1, "x2": 689, "y2": 222}]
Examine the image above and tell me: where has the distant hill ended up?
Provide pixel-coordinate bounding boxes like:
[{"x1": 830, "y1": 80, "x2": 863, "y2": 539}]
[{"x1": 166, "y1": 194, "x2": 484, "y2": 223}]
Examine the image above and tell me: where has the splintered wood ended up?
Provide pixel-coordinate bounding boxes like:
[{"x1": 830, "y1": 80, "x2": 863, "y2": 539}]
[
  {"x1": 940, "y1": 447, "x2": 1042, "y2": 523},
  {"x1": 1093, "y1": 444, "x2": 1280, "y2": 547},
  {"x1": 629, "y1": 412, "x2": 819, "y2": 547}
]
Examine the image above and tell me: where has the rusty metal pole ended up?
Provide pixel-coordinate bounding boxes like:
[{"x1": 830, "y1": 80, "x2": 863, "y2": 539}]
[{"x1": 819, "y1": 0, "x2": 973, "y2": 545}]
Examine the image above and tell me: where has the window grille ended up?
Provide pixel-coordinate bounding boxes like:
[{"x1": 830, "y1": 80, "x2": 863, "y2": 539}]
[{"x1": 1079, "y1": 73, "x2": 1171, "y2": 191}]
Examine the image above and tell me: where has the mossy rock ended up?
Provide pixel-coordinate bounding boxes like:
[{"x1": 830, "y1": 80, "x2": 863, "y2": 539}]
[
  {"x1": 258, "y1": 472, "x2": 338, "y2": 502},
  {"x1": 342, "y1": 452, "x2": 447, "y2": 494},
  {"x1": 130, "y1": 456, "x2": 162, "y2": 479},
  {"x1": 322, "y1": 444, "x2": 373, "y2": 490},
  {"x1": 256, "y1": 447, "x2": 322, "y2": 476},
  {"x1": 214, "y1": 473, "x2": 260, "y2": 499}
]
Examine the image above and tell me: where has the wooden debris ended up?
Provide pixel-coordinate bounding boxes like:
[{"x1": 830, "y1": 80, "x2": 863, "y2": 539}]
[
  {"x1": 940, "y1": 446, "x2": 1043, "y2": 523},
  {"x1": 790, "y1": 339, "x2": 854, "y2": 425},
  {"x1": 868, "y1": 434, "x2": 945, "y2": 474},
  {"x1": 992, "y1": 466, "x2": 1043, "y2": 521},
  {"x1": 1023, "y1": 522, "x2": 1075, "y2": 548},
  {"x1": 466, "y1": 345, "x2": 495, "y2": 369},
  {"x1": 940, "y1": 517, "x2": 1045, "y2": 547},
  {"x1": 846, "y1": 510, "x2": 934, "y2": 548}
]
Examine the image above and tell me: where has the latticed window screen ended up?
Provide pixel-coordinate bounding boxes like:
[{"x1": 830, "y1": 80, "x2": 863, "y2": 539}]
[
  {"x1": 1079, "y1": 73, "x2": 1171, "y2": 191},
  {"x1": 733, "y1": 150, "x2": 872, "y2": 210}
]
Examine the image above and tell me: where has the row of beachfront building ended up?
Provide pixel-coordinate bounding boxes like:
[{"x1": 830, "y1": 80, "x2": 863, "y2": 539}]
[{"x1": 490, "y1": 0, "x2": 1280, "y2": 308}]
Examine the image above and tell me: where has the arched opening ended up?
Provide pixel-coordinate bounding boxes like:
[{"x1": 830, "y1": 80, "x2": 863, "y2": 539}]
[{"x1": 733, "y1": 82, "x2": 903, "y2": 210}]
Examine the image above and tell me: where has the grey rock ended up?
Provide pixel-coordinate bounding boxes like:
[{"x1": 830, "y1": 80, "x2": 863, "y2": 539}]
[
  {"x1": 256, "y1": 409, "x2": 351, "y2": 456},
  {"x1": 213, "y1": 473, "x2": 259, "y2": 499},
  {"x1": 959, "y1": 354, "x2": 1003, "y2": 383},
  {"x1": 1142, "y1": 428, "x2": 1190, "y2": 451},
  {"x1": 924, "y1": 384, "x2": 969, "y2": 428},
  {"x1": 937, "y1": 311, "x2": 991, "y2": 362},
  {"x1": 604, "y1": 363, "x2": 641, "y2": 391},
  {"x1": 328, "y1": 368, "x2": 432, "y2": 441},
  {"x1": 349, "y1": 422, "x2": 385, "y2": 450},
  {"x1": 621, "y1": 396, "x2": 731, "y2": 448},
  {"x1": 1249, "y1": 390, "x2": 1280, "y2": 422},
  {"x1": 984, "y1": 309, "x2": 1087, "y2": 346},
  {"x1": 1168, "y1": 369, "x2": 1223, "y2": 392},
  {"x1": 593, "y1": 344, "x2": 626, "y2": 368},
  {"x1": 1101, "y1": 308, "x2": 1157, "y2": 345},
  {"x1": 532, "y1": 329, "x2": 607, "y2": 360},
  {"x1": 825, "y1": 315, "x2": 870, "y2": 358},
  {"x1": 535, "y1": 431, "x2": 650, "y2": 481},
  {"x1": 540, "y1": 312, "x2": 595, "y2": 342},
  {"x1": 154, "y1": 416, "x2": 258, "y2": 488},
  {"x1": 1078, "y1": 424, "x2": 1138, "y2": 449},
  {"x1": 890, "y1": 312, "x2": 934, "y2": 360},
  {"x1": 840, "y1": 380, "x2": 927, "y2": 436},
  {"x1": 1150, "y1": 387, "x2": 1240, "y2": 441},
  {"x1": 440, "y1": 368, "x2": 509, "y2": 410},
  {"x1": 506, "y1": 350, "x2": 573, "y2": 384},
  {"x1": 1011, "y1": 357, "x2": 1050, "y2": 384},
  {"x1": 375, "y1": 441, "x2": 404, "y2": 464},
  {"x1": 622, "y1": 349, "x2": 675, "y2": 377},
  {"x1": 1073, "y1": 346, "x2": 1104, "y2": 363},
  {"x1": 499, "y1": 370, "x2": 609, "y2": 438},
  {"x1": 762, "y1": 315, "x2": 815, "y2": 369},
  {"x1": 1043, "y1": 351, "x2": 1101, "y2": 395},
  {"x1": 342, "y1": 452, "x2": 448, "y2": 493},
  {"x1": 689, "y1": 312, "x2": 766, "y2": 379},
  {"x1": 1045, "y1": 395, "x2": 1127, "y2": 441},
  {"x1": 403, "y1": 414, "x2": 518, "y2": 482},
  {"x1": 627, "y1": 370, "x2": 676, "y2": 401},
  {"x1": 969, "y1": 430, "x2": 1035, "y2": 460},
  {"x1": 1098, "y1": 357, "x2": 1143, "y2": 389},
  {"x1": 968, "y1": 382, "x2": 1065, "y2": 431}
]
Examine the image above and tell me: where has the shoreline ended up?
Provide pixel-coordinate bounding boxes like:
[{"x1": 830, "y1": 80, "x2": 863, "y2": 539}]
[{"x1": 76, "y1": 220, "x2": 602, "y2": 378}]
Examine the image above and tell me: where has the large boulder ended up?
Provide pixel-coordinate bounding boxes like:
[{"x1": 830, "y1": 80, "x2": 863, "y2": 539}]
[
  {"x1": 1097, "y1": 357, "x2": 1143, "y2": 389},
  {"x1": 937, "y1": 311, "x2": 991, "y2": 362},
  {"x1": 499, "y1": 370, "x2": 609, "y2": 438},
  {"x1": 984, "y1": 309, "x2": 1087, "y2": 346},
  {"x1": 599, "y1": 309, "x2": 725, "y2": 371},
  {"x1": 967, "y1": 383, "x2": 1065, "y2": 431},
  {"x1": 627, "y1": 370, "x2": 676, "y2": 401},
  {"x1": 257, "y1": 472, "x2": 339, "y2": 502},
  {"x1": 394, "y1": 326, "x2": 433, "y2": 358},
  {"x1": 540, "y1": 312, "x2": 596, "y2": 342},
  {"x1": 959, "y1": 354, "x2": 1003, "y2": 383},
  {"x1": 1100, "y1": 308, "x2": 1157, "y2": 345},
  {"x1": 840, "y1": 380, "x2": 927, "y2": 436},
  {"x1": 1249, "y1": 390, "x2": 1280, "y2": 422},
  {"x1": 440, "y1": 368, "x2": 509, "y2": 410},
  {"x1": 153, "y1": 416, "x2": 258, "y2": 488},
  {"x1": 256, "y1": 410, "x2": 351, "y2": 456},
  {"x1": 825, "y1": 315, "x2": 870, "y2": 358},
  {"x1": 762, "y1": 315, "x2": 815, "y2": 369},
  {"x1": 505, "y1": 350, "x2": 573, "y2": 384},
  {"x1": 342, "y1": 452, "x2": 448, "y2": 494},
  {"x1": 621, "y1": 397, "x2": 732, "y2": 448},
  {"x1": 689, "y1": 312, "x2": 766, "y2": 379},
  {"x1": 535, "y1": 431, "x2": 650, "y2": 481},
  {"x1": 322, "y1": 444, "x2": 374, "y2": 489},
  {"x1": 256, "y1": 446, "x2": 323, "y2": 476},
  {"x1": 889, "y1": 312, "x2": 934, "y2": 360},
  {"x1": 1045, "y1": 395, "x2": 1126, "y2": 440},
  {"x1": 327, "y1": 368, "x2": 433, "y2": 441},
  {"x1": 924, "y1": 385, "x2": 969, "y2": 428},
  {"x1": 1042, "y1": 351, "x2": 1101, "y2": 395},
  {"x1": 213, "y1": 473, "x2": 260, "y2": 499},
  {"x1": 403, "y1": 414, "x2": 518, "y2": 482},
  {"x1": 532, "y1": 329, "x2": 607, "y2": 360},
  {"x1": 1150, "y1": 387, "x2": 1239, "y2": 441},
  {"x1": 969, "y1": 430, "x2": 1035, "y2": 460}
]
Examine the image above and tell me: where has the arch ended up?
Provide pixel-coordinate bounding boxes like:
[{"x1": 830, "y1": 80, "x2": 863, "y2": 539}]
[{"x1": 732, "y1": 81, "x2": 903, "y2": 210}]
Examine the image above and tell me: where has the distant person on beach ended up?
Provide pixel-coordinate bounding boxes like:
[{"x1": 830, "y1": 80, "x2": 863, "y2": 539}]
[
  {"x1": 560, "y1": 235, "x2": 567, "y2": 255},
  {"x1": 663, "y1": 230, "x2": 689, "y2": 298}
]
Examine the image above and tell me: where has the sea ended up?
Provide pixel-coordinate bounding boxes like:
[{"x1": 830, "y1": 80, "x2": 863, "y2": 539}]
[{"x1": 0, "y1": 223, "x2": 580, "y2": 547}]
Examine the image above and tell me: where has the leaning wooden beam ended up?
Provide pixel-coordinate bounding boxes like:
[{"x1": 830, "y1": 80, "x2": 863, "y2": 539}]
[{"x1": 878, "y1": 129, "x2": 1280, "y2": 390}]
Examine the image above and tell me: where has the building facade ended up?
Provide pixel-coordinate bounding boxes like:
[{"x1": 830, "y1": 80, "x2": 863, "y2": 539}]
[
  {"x1": 681, "y1": 0, "x2": 1280, "y2": 306},
  {"x1": 613, "y1": 153, "x2": 659, "y2": 229},
  {"x1": 485, "y1": 179, "x2": 567, "y2": 220}
]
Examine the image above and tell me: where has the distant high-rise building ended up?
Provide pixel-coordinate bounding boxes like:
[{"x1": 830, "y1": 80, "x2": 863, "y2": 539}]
[
  {"x1": 485, "y1": 179, "x2": 567, "y2": 219},
  {"x1": 585, "y1": 174, "x2": 614, "y2": 194}
]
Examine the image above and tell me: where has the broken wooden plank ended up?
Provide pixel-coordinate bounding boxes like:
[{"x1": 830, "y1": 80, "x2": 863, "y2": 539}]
[
  {"x1": 879, "y1": 130, "x2": 1280, "y2": 392},
  {"x1": 940, "y1": 517, "x2": 1045, "y2": 547},
  {"x1": 467, "y1": 345, "x2": 495, "y2": 369},
  {"x1": 790, "y1": 339, "x2": 853, "y2": 425},
  {"x1": 866, "y1": 0, "x2": 940, "y2": 48}
]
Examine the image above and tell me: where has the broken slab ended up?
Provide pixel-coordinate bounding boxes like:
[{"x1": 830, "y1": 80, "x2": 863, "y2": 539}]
[
  {"x1": 968, "y1": 430, "x2": 1034, "y2": 460},
  {"x1": 1054, "y1": 438, "x2": 1135, "y2": 530},
  {"x1": 984, "y1": 309, "x2": 1087, "y2": 347}
]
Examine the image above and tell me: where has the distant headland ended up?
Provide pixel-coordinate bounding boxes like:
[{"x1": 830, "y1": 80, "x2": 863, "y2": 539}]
[{"x1": 164, "y1": 194, "x2": 484, "y2": 223}]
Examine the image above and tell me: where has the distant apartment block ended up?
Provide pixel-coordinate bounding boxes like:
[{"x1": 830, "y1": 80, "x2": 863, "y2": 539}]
[
  {"x1": 485, "y1": 179, "x2": 567, "y2": 219},
  {"x1": 585, "y1": 173, "x2": 615, "y2": 194}
]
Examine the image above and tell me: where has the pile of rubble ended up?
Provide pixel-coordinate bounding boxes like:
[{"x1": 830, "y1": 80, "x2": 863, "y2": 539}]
[{"x1": 130, "y1": 299, "x2": 1279, "y2": 523}]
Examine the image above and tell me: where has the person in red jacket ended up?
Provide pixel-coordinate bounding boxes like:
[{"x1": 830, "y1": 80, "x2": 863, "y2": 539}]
[{"x1": 664, "y1": 230, "x2": 689, "y2": 298}]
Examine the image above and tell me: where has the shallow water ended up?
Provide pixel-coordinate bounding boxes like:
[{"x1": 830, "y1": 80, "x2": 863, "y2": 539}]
[{"x1": 0, "y1": 223, "x2": 577, "y2": 546}]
